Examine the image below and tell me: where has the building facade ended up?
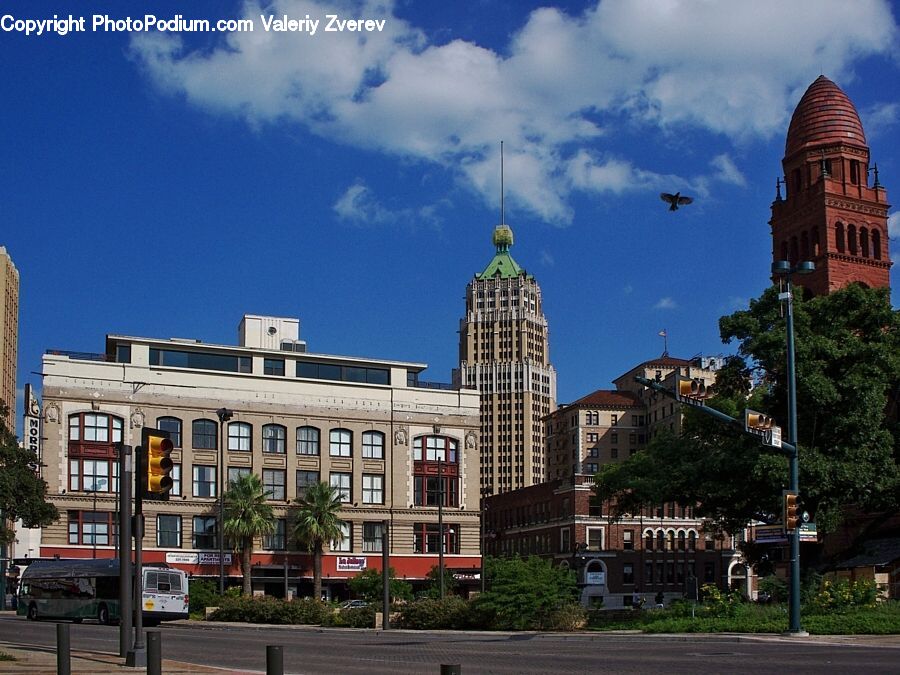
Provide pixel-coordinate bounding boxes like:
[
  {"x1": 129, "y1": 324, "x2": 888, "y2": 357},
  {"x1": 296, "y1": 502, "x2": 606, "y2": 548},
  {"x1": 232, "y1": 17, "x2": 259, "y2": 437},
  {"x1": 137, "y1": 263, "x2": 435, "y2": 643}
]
[
  {"x1": 458, "y1": 224, "x2": 557, "y2": 495},
  {"x1": 770, "y1": 75, "x2": 891, "y2": 294},
  {"x1": 483, "y1": 475, "x2": 747, "y2": 609},
  {"x1": 34, "y1": 315, "x2": 482, "y2": 599},
  {"x1": 0, "y1": 246, "x2": 18, "y2": 427}
]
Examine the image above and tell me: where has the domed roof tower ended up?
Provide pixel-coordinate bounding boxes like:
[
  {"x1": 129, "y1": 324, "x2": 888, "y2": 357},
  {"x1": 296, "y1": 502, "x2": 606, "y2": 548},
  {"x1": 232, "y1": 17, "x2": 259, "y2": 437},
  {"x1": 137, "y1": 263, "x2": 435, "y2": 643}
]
[{"x1": 770, "y1": 76, "x2": 891, "y2": 294}]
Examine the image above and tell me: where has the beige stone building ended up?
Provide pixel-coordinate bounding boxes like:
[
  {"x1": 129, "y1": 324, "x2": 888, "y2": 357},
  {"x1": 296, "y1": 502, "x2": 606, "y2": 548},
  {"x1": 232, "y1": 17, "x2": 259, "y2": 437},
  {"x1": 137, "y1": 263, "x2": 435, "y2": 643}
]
[
  {"x1": 0, "y1": 246, "x2": 18, "y2": 426},
  {"x1": 35, "y1": 315, "x2": 482, "y2": 598},
  {"x1": 458, "y1": 224, "x2": 556, "y2": 495}
]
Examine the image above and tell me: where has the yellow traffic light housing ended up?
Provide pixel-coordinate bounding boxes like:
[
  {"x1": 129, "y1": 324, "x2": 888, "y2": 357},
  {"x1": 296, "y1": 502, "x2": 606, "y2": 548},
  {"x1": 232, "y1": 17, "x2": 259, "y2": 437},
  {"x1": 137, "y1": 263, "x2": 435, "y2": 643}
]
[
  {"x1": 675, "y1": 376, "x2": 710, "y2": 406},
  {"x1": 783, "y1": 491, "x2": 800, "y2": 532},
  {"x1": 745, "y1": 410, "x2": 774, "y2": 431},
  {"x1": 142, "y1": 428, "x2": 174, "y2": 499}
]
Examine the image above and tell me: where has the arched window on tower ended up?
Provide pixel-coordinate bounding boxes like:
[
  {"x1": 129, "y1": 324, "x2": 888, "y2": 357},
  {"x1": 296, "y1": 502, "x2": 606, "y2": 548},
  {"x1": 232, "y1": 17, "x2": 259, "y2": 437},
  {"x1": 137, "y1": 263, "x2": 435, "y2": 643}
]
[
  {"x1": 873, "y1": 229, "x2": 882, "y2": 260},
  {"x1": 792, "y1": 168, "x2": 802, "y2": 195},
  {"x1": 790, "y1": 236, "x2": 799, "y2": 264},
  {"x1": 848, "y1": 224, "x2": 858, "y2": 256},
  {"x1": 850, "y1": 160, "x2": 860, "y2": 185},
  {"x1": 781, "y1": 241, "x2": 789, "y2": 261},
  {"x1": 800, "y1": 231, "x2": 809, "y2": 259},
  {"x1": 860, "y1": 227, "x2": 870, "y2": 258},
  {"x1": 811, "y1": 227, "x2": 820, "y2": 257},
  {"x1": 836, "y1": 223, "x2": 845, "y2": 253}
]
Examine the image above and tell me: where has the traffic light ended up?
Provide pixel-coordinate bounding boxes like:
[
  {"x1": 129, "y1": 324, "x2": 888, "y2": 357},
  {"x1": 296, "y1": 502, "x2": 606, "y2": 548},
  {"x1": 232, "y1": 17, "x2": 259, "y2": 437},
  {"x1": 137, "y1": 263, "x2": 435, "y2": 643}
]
[
  {"x1": 744, "y1": 409, "x2": 782, "y2": 447},
  {"x1": 745, "y1": 409, "x2": 775, "y2": 432},
  {"x1": 783, "y1": 491, "x2": 800, "y2": 532},
  {"x1": 675, "y1": 376, "x2": 710, "y2": 406},
  {"x1": 142, "y1": 428, "x2": 174, "y2": 500}
]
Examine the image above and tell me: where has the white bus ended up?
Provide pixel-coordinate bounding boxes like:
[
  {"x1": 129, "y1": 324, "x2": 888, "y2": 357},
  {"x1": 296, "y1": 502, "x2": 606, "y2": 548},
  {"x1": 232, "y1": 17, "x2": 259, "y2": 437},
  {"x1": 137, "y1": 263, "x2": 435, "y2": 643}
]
[{"x1": 17, "y1": 559, "x2": 189, "y2": 625}]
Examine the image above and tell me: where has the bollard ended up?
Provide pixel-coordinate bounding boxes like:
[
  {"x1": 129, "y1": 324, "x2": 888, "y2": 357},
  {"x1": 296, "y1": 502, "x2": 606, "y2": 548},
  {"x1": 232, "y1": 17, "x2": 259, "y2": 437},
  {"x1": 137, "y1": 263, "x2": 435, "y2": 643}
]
[
  {"x1": 440, "y1": 665, "x2": 461, "y2": 675},
  {"x1": 267, "y1": 645, "x2": 284, "y2": 675},
  {"x1": 56, "y1": 623, "x2": 71, "y2": 675},
  {"x1": 147, "y1": 630, "x2": 162, "y2": 675}
]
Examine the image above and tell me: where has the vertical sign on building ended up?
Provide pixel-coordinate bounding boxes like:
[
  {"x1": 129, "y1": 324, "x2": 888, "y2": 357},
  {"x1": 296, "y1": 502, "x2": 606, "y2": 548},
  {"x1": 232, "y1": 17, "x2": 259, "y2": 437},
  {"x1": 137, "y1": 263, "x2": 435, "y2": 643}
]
[{"x1": 23, "y1": 383, "x2": 42, "y2": 475}]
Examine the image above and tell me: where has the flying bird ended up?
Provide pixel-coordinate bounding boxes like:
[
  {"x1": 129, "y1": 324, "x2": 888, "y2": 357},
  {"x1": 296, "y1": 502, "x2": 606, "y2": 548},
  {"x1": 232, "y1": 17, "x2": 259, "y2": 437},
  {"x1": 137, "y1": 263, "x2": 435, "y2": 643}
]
[{"x1": 660, "y1": 192, "x2": 694, "y2": 211}]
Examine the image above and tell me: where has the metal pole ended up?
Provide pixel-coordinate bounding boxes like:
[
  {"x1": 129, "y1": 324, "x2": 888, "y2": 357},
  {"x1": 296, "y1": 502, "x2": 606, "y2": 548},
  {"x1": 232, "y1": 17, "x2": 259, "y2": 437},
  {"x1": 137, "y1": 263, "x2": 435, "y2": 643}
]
[
  {"x1": 147, "y1": 630, "x2": 162, "y2": 675},
  {"x1": 284, "y1": 556, "x2": 289, "y2": 600},
  {"x1": 382, "y1": 519, "x2": 390, "y2": 629},
  {"x1": 438, "y1": 458, "x2": 444, "y2": 599},
  {"x1": 92, "y1": 489, "x2": 98, "y2": 559},
  {"x1": 479, "y1": 494, "x2": 485, "y2": 595},
  {"x1": 266, "y1": 645, "x2": 284, "y2": 675},
  {"x1": 127, "y1": 446, "x2": 146, "y2": 668},
  {"x1": 219, "y1": 422, "x2": 225, "y2": 594},
  {"x1": 785, "y1": 275, "x2": 803, "y2": 634},
  {"x1": 118, "y1": 444, "x2": 133, "y2": 658},
  {"x1": 56, "y1": 622, "x2": 71, "y2": 675}
]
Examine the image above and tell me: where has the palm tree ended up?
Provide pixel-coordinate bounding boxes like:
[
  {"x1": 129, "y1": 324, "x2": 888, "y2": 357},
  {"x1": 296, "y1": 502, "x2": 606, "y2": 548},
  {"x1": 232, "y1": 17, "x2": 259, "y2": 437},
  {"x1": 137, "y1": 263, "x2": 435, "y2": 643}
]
[
  {"x1": 292, "y1": 481, "x2": 345, "y2": 602},
  {"x1": 223, "y1": 473, "x2": 276, "y2": 597}
]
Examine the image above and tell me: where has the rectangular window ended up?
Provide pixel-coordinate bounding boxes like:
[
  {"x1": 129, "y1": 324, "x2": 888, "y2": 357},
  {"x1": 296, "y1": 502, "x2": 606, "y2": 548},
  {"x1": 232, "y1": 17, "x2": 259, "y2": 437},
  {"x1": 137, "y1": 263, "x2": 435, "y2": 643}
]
[
  {"x1": 362, "y1": 432, "x2": 384, "y2": 459},
  {"x1": 560, "y1": 527, "x2": 571, "y2": 553},
  {"x1": 704, "y1": 562, "x2": 716, "y2": 583},
  {"x1": 644, "y1": 561, "x2": 653, "y2": 584},
  {"x1": 330, "y1": 429, "x2": 352, "y2": 457},
  {"x1": 228, "y1": 466, "x2": 251, "y2": 487},
  {"x1": 413, "y1": 475, "x2": 458, "y2": 507},
  {"x1": 296, "y1": 470, "x2": 319, "y2": 499},
  {"x1": 157, "y1": 515, "x2": 181, "y2": 548},
  {"x1": 586, "y1": 527, "x2": 603, "y2": 551},
  {"x1": 296, "y1": 427, "x2": 320, "y2": 455},
  {"x1": 263, "y1": 469, "x2": 286, "y2": 500},
  {"x1": 263, "y1": 425, "x2": 286, "y2": 454},
  {"x1": 193, "y1": 465, "x2": 217, "y2": 498},
  {"x1": 263, "y1": 519, "x2": 286, "y2": 551},
  {"x1": 151, "y1": 348, "x2": 252, "y2": 374},
  {"x1": 192, "y1": 420, "x2": 217, "y2": 450},
  {"x1": 264, "y1": 358, "x2": 285, "y2": 376},
  {"x1": 623, "y1": 563, "x2": 634, "y2": 585},
  {"x1": 228, "y1": 423, "x2": 252, "y2": 452},
  {"x1": 363, "y1": 522, "x2": 384, "y2": 553},
  {"x1": 330, "y1": 521, "x2": 351, "y2": 552},
  {"x1": 157, "y1": 418, "x2": 182, "y2": 447},
  {"x1": 611, "y1": 414, "x2": 618, "y2": 426},
  {"x1": 193, "y1": 516, "x2": 217, "y2": 549},
  {"x1": 362, "y1": 474, "x2": 384, "y2": 504},
  {"x1": 115, "y1": 344, "x2": 132, "y2": 364},
  {"x1": 330, "y1": 472, "x2": 351, "y2": 503},
  {"x1": 171, "y1": 464, "x2": 181, "y2": 496},
  {"x1": 413, "y1": 523, "x2": 458, "y2": 554},
  {"x1": 623, "y1": 529, "x2": 634, "y2": 550}
]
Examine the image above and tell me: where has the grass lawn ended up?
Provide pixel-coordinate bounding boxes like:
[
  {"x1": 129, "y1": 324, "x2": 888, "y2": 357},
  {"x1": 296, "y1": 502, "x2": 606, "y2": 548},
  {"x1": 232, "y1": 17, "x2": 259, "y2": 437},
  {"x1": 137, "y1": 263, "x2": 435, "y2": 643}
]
[{"x1": 589, "y1": 602, "x2": 900, "y2": 634}]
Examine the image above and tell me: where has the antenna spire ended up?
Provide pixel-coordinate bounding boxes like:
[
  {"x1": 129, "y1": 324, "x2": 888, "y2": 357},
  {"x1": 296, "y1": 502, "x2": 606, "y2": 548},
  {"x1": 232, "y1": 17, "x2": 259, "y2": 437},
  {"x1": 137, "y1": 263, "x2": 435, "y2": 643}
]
[{"x1": 500, "y1": 140, "x2": 505, "y2": 225}]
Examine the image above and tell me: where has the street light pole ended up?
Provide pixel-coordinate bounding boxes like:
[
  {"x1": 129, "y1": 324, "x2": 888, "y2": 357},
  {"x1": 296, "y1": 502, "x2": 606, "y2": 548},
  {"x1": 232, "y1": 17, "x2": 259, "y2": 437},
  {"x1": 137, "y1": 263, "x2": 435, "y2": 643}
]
[
  {"x1": 438, "y1": 457, "x2": 444, "y2": 599},
  {"x1": 216, "y1": 408, "x2": 233, "y2": 595},
  {"x1": 772, "y1": 260, "x2": 813, "y2": 636}
]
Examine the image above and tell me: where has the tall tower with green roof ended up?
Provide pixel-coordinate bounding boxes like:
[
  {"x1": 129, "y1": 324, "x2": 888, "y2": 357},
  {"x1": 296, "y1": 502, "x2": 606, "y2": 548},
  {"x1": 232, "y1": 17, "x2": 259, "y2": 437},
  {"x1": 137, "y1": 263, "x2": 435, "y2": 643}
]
[{"x1": 459, "y1": 224, "x2": 557, "y2": 496}]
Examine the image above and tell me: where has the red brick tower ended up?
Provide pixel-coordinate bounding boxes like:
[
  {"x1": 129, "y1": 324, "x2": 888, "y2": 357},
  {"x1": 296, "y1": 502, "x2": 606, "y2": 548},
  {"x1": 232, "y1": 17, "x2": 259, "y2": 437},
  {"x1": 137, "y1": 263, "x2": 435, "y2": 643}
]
[{"x1": 770, "y1": 76, "x2": 891, "y2": 295}]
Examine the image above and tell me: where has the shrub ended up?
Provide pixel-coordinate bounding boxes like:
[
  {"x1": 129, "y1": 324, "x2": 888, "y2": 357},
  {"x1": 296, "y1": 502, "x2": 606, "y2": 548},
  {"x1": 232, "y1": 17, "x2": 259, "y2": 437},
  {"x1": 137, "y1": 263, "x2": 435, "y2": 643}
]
[
  {"x1": 757, "y1": 575, "x2": 787, "y2": 603},
  {"x1": 343, "y1": 604, "x2": 377, "y2": 628},
  {"x1": 699, "y1": 583, "x2": 743, "y2": 618},
  {"x1": 207, "y1": 595, "x2": 328, "y2": 624},
  {"x1": 544, "y1": 603, "x2": 588, "y2": 631},
  {"x1": 188, "y1": 578, "x2": 219, "y2": 615},
  {"x1": 398, "y1": 597, "x2": 470, "y2": 630},
  {"x1": 348, "y1": 567, "x2": 413, "y2": 603},
  {"x1": 810, "y1": 579, "x2": 878, "y2": 613}
]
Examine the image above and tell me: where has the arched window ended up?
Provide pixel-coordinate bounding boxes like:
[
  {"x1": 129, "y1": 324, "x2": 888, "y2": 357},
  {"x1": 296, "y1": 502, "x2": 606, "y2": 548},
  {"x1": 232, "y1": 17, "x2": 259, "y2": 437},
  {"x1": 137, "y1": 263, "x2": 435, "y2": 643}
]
[
  {"x1": 296, "y1": 426, "x2": 320, "y2": 455},
  {"x1": 688, "y1": 531, "x2": 697, "y2": 551},
  {"x1": 329, "y1": 428, "x2": 352, "y2": 457},
  {"x1": 666, "y1": 531, "x2": 675, "y2": 551},
  {"x1": 860, "y1": 227, "x2": 870, "y2": 258},
  {"x1": 800, "y1": 231, "x2": 809, "y2": 259},
  {"x1": 67, "y1": 413, "x2": 124, "y2": 494},
  {"x1": 781, "y1": 241, "x2": 789, "y2": 261},
  {"x1": 656, "y1": 531, "x2": 665, "y2": 550},
  {"x1": 789, "y1": 236, "x2": 799, "y2": 264},
  {"x1": 848, "y1": 224, "x2": 858, "y2": 255},
  {"x1": 645, "y1": 531, "x2": 654, "y2": 551},
  {"x1": 157, "y1": 417, "x2": 182, "y2": 448},
  {"x1": 262, "y1": 424, "x2": 286, "y2": 454},
  {"x1": 811, "y1": 227, "x2": 820, "y2": 257},
  {"x1": 228, "y1": 422, "x2": 252, "y2": 452},
  {"x1": 678, "y1": 531, "x2": 686, "y2": 551},
  {"x1": 835, "y1": 222, "x2": 845, "y2": 253},
  {"x1": 192, "y1": 419, "x2": 217, "y2": 450},
  {"x1": 873, "y1": 229, "x2": 882, "y2": 260},
  {"x1": 68, "y1": 412, "x2": 123, "y2": 444},
  {"x1": 413, "y1": 435, "x2": 458, "y2": 463},
  {"x1": 362, "y1": 430, "x2": 385, "y2": 459}
]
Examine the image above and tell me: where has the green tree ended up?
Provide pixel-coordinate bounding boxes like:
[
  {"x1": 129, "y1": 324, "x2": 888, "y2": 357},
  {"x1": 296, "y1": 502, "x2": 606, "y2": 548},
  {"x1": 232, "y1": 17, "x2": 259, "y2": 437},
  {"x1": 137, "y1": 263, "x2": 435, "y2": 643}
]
[
  {"x1": 223, "y1": 473, "x2": 275, "y2": 597},
  {"x1": 475, "y1": 556, "x2": 578, "y2": 630},
  {"x1": 348, "y1": 566, "x2": 413, "y2": 603},
  {"x1": 292, "y1": 482, "x2": 344, "y2": 601},
  {"x1": 0, "y1": 404, "x2": 58, "y2": 545},
  {"x1": 595, "y1": 284, "x2": 900, "y2": 537},
  {"x1": 421, "y1": 564, "x2": 458, "y2": 599}
]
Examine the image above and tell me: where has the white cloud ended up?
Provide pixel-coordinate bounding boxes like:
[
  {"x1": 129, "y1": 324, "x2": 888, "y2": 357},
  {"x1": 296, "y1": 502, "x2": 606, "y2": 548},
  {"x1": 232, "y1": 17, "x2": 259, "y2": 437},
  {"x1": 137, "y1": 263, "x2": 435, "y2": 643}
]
[
  {"x1": 622, "y1": 284, "x2": 634, "y2": 295},
  {"x1": 862, "y1": 101, "x2": 900, "y2": 138},
  {"x1": 888, "y1": 211, "x2": 900, "y2": 239},
  {"x1": 333, "y1": 180, "x2": 442, "y2": 228},
  {"x1": 131, "y1": 0, "x2": 898, "y2": 224},
  {"x1": 654, "y1": 297, "x2": 677, "y2": 310},
  {"x1": 540, "y1": 250, "x2": 555, "y2": 267}
]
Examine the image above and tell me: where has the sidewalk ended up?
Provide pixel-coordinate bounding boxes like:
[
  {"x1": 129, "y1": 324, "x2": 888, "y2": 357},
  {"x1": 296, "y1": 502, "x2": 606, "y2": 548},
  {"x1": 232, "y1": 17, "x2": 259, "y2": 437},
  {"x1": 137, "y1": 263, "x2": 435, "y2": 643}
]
[{"x1": 0, "y1": 641, "x2": 238, "y2": 674}]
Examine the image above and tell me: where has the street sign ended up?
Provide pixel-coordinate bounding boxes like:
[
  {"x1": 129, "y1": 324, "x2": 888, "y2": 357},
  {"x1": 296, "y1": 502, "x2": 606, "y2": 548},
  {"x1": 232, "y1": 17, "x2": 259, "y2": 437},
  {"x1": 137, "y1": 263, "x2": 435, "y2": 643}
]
[
  {"x1": 753, "y1": 524, "x2": 788, "y2": 544},
  {"x1": 765, "y1": 426, "x2": 782, "y2": 448},
  {"x1": 799, "y1": 522, "x2": 818, "y2": 542}
]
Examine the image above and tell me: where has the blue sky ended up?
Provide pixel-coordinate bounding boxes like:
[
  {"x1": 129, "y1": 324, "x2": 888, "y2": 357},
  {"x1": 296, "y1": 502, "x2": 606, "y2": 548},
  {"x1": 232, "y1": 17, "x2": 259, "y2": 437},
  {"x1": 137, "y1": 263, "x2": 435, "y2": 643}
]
[{"x1": 3, "y1": 0, "x2": 900, "y2": 435}]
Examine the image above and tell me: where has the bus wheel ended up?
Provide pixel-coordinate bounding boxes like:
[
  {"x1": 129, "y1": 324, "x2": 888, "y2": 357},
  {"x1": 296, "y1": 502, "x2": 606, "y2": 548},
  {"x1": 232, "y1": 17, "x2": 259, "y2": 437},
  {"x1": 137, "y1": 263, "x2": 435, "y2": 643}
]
[
  {"x1": 98, "y1": 604, "x2": 110, "y2": 625},
  {"x1": 27, "y1": 603, "x2": 38, "y2": 621}
]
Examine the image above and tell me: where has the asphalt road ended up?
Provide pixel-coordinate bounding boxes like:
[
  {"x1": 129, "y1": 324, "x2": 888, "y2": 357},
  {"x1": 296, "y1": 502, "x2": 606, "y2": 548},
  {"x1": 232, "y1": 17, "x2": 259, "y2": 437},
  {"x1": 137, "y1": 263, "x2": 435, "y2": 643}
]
[{"x1": 2, "y1": 614, "x2": 899, "y2": 674}]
